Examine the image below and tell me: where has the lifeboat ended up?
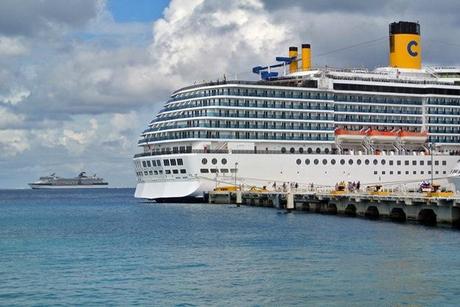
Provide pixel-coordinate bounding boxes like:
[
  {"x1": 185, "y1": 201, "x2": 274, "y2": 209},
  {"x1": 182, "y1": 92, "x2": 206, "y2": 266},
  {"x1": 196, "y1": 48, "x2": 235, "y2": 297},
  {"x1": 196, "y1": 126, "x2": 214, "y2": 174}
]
[
  {"x1": 399, "y1": 130, "x2": 428, "y2": 143},
  {"x1": 335, "y1": 128, "x2": 367, "y2": 142},
  {"x1": 367, "y1": 129, "x2": 399, "y2": 142}
]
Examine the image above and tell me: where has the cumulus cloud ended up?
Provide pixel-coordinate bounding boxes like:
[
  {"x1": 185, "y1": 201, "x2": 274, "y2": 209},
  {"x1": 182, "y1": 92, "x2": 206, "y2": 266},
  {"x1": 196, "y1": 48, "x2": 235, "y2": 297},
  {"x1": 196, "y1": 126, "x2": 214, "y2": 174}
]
[
  {"x1": 0, "y1": 129, "x2": 29, "y2": 157},
  {"x1": 0, "y1": 36, "x2": 28, "y2": 56},
  {"x1": 0, "y1": 107, "x2": 25, "y2": 129}
]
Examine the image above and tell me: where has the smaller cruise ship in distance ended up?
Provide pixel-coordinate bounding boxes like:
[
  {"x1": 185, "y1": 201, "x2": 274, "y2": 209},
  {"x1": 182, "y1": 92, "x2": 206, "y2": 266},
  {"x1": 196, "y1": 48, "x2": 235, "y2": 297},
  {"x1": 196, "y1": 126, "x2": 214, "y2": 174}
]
[{"x1": 29, "y1": 172, "x2": 108, "y2": 189}]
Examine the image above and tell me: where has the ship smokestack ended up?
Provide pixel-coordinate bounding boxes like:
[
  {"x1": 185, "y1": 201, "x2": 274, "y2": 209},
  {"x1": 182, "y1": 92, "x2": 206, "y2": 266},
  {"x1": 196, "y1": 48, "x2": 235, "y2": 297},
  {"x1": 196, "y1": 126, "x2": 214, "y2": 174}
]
[
  {"x1": 389, "y1": 21, "x2": 421, "y2": 69},
  {"x1": 289, "y1": 46, "x2": 298, "y2": 73},
  {"x1": 301, "y1": 43, "x2": 311, "y2": 71}
]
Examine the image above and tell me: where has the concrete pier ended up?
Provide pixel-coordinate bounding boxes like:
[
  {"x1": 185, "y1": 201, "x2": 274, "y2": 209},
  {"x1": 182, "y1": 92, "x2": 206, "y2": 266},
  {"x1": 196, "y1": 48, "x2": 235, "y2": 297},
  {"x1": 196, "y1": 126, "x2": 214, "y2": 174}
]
[{"x1": 208, "y1": 190, "x2": 460, "y2": 227}]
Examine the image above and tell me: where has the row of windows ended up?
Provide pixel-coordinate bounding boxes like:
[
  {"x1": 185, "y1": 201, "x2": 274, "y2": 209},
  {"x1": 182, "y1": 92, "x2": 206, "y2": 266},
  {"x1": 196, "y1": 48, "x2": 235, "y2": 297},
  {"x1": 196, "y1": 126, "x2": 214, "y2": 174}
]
[
  {"x1": 373, "y1": 170, "x2": 447, "y2": 175},
  {"x1": 296, "y1": 158, "x2": 447, "y2": 166},
  {"x1": 283, "y1": 147, "x2": 330, "y2": 154},
  {"x1": 149, "y1": 120, "x2": 332, "y2": 133},
  {"x1": 200, "y1": 168, "x2": 237, "y2": 174},
  {"x1": 202, "y1": 158, "x2": 227, "y2": 165},
  {"x1": 140, "y1": 131, "x2": 334, "y2": 143},
  {"x1": 137, "y1": 168, "x2": 187, "y2": 176},
  {"x1": 334, "y1": 83, "x2": 460, "y2": 96},
  {"x1": 154, "y1": 108, "x2": 333, "y2": 124},
  {"x1": 140, "y1": 158, "x2": 184, "y2": 168},
  {"x1": 171, "y1": 86, "x2": 328, "y2": 102},
  {"x1": 164, "y1": 98, "x2": 333, "y2": 113}
]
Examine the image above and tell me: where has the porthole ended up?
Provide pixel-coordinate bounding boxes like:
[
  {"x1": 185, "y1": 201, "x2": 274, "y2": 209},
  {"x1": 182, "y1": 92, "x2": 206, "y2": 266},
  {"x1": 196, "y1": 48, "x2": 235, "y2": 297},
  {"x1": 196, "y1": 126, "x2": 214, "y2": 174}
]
[
  {"x1": 281, "y1": 147, "x2": 286, "y2": 153},
  {"x1": 314, "y1": 159, "x2": 319, "y2": 165},
  {"x1": 290, "y1": 147, "x2": 295, "y2": 153},
  {"x1": 316, "y1": 148, "x2": 321, "y2": 154},
  {"x1": 348, "y1": 159, "x2": 353, "y2": 165},
  {"x1": 324, "y1": 148, "x2": 330, "y2": 154},
  {"x1": 340, "y1": 159, "x2": 345, "y2": 165},
  {"x1": 212, "y1": 158, "x2": 217, "y2": 165},
  {"x1": 373, "y1": 159, "x2": 378, "y2": 165},
  {"x1": 296, "y1": 159, "x2": 301, "y2": 165},
  {"x1": 221, "y1": 158, "x2": 227, "y2": 165},
  {"x1": 322, "y1": 159, "x2": 327, "y2": 165},
  {"x1": 307, "y1": 148, "x2": 313, "y2": 154},
  {"x1": 305, "y1": 159, "x2": 310, "y2": 165},
  {"x1": 365, "y1": 159, "x2": 370, "y2": 165},
  {"x1": 357, "y1": 159, "x2": 362, "y2": 165},
  {"x1": 331, "y1": 159, "x2": 336, "y2": 165},
  {"x1": 299, "y1": 147, "x2": 304, "y2": 153},
  {"x1": 202, "y1": 158, "x2": 207, "y2": 165},
  {"x1": 381, "y1": 159, "x2": 386, "y2": 165}
]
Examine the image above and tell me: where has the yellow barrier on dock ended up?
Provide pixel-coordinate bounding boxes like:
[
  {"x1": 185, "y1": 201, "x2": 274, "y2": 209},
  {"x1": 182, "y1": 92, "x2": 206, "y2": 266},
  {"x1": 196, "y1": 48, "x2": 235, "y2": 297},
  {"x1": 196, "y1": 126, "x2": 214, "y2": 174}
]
[
  {"x1": 214, "y1": 186, "x2": 240, "y2": 192},
  {"x1": 427, "y1": 191, "x2": 454, "y2": 198}
]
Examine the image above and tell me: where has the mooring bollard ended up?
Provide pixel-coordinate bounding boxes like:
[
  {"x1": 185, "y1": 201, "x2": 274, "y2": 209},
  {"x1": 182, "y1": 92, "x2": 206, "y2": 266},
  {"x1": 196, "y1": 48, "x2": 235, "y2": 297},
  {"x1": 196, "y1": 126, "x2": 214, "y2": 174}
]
[
  {"x1": 236, "y1": 191, "x2": 242, "y2": 207},
  {"x1": 286, "y1": 192, "x2": 294, "y2": 212}
]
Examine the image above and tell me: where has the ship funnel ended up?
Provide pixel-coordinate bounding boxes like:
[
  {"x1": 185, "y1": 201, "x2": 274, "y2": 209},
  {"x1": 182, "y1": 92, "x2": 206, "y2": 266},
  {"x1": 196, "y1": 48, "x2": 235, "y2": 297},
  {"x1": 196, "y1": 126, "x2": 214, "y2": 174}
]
[
  {"x1": 389, "y1": 21, "x2": 421, "y2": 69},
  {"x1": 289, "y1": 46, "x2": 298, "y2": 73},
  {"x1": 301, "y1": 43, "x2": 311, "y2": 71}
]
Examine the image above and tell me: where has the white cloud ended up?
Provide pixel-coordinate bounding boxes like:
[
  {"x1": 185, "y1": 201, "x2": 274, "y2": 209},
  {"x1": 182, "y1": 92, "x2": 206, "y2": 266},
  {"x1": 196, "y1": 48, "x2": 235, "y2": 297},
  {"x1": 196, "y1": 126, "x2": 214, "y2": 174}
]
[
  {"x1": 0, "y1": 129, "x2": 29, "y2": 157},
  {"x1": 0, "y1": 87, "x2": 30, "y2": 105},
  {"x1": 0, "y1": 36, "x2": 28, "y2": 56},
  {"x1": 0, "y1": 107, "x2": 25, "y2": 128}
]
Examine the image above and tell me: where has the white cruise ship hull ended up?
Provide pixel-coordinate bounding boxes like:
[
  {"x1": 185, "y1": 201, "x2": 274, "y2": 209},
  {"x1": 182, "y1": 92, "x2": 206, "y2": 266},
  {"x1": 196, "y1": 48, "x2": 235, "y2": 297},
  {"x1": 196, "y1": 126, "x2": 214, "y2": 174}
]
[{"x1": 134, "y1": 153, "x2": 460, "y2": 200}]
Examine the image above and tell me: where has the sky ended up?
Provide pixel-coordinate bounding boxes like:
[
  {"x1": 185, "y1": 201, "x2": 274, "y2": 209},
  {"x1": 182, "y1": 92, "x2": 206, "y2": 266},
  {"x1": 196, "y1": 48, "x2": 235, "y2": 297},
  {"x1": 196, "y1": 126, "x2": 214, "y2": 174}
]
[{"x1": 1, "y1": 0, "x2": 460, "y2": 189}]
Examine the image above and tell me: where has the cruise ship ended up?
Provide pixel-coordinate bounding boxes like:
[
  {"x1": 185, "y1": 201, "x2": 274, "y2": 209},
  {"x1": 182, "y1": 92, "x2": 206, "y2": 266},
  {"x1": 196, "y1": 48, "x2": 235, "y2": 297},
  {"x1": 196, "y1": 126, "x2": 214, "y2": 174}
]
[
  {"x1": 133, "y1": 21, "x2": 460, "y2": 201},
  {"x1": 29, "y1": 172, "x2": 108, "y2": 189}
]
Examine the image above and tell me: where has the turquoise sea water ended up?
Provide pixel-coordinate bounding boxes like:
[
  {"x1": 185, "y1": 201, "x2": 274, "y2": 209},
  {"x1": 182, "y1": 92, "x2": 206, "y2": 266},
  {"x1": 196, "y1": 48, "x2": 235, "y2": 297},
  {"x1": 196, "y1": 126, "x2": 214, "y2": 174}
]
[{"x1": 1, "y1": 189, "x2": 460, "y2": 306}]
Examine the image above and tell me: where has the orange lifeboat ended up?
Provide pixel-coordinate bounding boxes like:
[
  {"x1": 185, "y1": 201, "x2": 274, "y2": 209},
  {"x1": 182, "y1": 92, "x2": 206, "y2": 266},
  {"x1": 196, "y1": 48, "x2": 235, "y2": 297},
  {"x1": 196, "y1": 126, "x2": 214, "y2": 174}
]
[
  {"x1": 399, "y1": 130, "x2": 428, "y2": 143},
  {"x1": 367, "y1": 129, "x2": 399, "y2": 142},
  {"x1": 335, "y1": 128, "x2": 367, "y2": 142}
]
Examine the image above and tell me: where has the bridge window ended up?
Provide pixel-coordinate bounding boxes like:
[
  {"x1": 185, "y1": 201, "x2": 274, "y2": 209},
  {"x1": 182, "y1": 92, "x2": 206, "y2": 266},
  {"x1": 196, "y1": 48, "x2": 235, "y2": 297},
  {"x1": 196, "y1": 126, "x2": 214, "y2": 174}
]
[
  {"x1": 200, "y1": 169, "x2": 209, "y2": 173},
  {"x1": 180, "y1": 169, "x2": 186, "y2": 174},
  {"x1": 177, "y1": 159, "x2": 183, "y2": 166}
]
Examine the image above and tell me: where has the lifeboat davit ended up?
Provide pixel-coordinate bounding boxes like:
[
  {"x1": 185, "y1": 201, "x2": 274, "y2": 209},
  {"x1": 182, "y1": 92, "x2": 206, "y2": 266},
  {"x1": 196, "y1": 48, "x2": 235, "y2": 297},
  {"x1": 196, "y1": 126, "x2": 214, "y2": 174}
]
[
  {"x1": 399, "y1": 131, "x2": 428, "y2": 143},
  {"x1": 335, "y1": 128, "x2": 367, "y2": 142},
  {"x1": 367, "y1": 129, "x2": 399, "y2": 142}
]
